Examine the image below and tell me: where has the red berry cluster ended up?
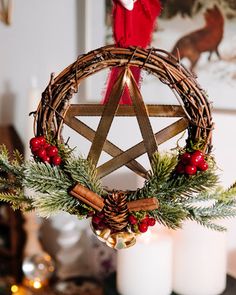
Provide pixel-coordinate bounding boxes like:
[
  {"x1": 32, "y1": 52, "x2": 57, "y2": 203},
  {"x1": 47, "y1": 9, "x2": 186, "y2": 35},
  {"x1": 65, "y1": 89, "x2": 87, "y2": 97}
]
[
  {"x1": 91, "y1": 212, "x2": 107, "y2": 231},
  {"x1": 128, "y1": 214, "x2": 156, "y2": 233},
  {"x1": 30, "y1": 136, "x2": 62, "y2": 166},
  {"x1": 176, "y1": 150, "x2": 208, "y2": 175}
]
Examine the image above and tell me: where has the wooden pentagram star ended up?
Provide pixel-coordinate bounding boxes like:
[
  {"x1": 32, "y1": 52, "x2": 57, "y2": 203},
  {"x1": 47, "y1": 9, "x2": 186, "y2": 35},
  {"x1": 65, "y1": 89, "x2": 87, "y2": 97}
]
[{"x1": 64, "y1": 67, "x2": 189, "y2": 179}]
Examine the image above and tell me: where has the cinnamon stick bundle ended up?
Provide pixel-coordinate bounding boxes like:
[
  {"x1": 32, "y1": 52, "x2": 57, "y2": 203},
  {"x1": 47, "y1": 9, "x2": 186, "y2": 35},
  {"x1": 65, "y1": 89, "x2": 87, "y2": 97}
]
[
  {"x1": 69, "y1": 183, "x2": 159, "y2": 212},
  {"x1": 70, "y1": 183, "x2": 104, "y2": 211}
]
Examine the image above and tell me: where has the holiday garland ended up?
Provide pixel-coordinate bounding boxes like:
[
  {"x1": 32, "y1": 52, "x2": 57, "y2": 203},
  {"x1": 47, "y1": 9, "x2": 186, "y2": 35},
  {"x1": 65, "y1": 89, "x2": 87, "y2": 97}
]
[
  {"x1": 0, "y1": 142, "x2": 236, "y2": 240},
  {"x1": 1, "y1": 45, "x2": 236, "y2": 249}
]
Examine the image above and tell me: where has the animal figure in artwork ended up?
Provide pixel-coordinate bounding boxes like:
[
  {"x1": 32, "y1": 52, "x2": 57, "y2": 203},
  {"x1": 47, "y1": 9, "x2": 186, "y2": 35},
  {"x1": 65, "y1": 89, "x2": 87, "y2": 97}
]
[{"x1": 171, "y1": 5, "x2": 224, "y2": 70}]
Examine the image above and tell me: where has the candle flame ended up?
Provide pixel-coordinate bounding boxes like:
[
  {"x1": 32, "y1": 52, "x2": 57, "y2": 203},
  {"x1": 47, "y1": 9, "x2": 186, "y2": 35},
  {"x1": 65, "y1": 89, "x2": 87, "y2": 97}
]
[
  {"x1": 11, "y1": 285, "x2": 19, "y2": 293},
  {"x1": 33, "y1": 280, "x2": 42, "y2": 289}
]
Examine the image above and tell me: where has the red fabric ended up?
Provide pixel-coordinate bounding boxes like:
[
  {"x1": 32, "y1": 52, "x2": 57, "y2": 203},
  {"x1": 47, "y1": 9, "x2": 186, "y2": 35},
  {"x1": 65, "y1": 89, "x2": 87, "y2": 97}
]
[{"x1": 102, "y1": 0, "x2": 161, "y2": 105}]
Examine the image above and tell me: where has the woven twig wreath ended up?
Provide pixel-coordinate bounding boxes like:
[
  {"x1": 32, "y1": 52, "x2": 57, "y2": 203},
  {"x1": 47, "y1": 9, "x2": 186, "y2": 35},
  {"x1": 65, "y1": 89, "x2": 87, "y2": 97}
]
[
  {"x1": 28, "y1": 45, "x2": 217, "y2": 249},
  {"x1": 35, "y1": 45, "x2": 213, "y2": 150},
  {"x1": 3, "y1": 45, "x2": 231, "y2": 252}
]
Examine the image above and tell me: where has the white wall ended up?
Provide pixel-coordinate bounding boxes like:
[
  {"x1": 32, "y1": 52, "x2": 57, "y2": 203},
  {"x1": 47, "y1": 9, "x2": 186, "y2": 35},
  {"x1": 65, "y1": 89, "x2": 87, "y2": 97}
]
[{"x1": 0, "y1": 0, "x2": 78, "y2": 143}]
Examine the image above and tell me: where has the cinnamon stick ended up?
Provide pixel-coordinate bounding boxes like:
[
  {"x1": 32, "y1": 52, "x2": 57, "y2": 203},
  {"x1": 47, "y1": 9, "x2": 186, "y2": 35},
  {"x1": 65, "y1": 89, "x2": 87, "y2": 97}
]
[
  {"x1": 127, "y1": 197, "x2": 159, "y2": 212},
  {"x1": 70, "y1": 183, "x2": 104, "y2": 211},
  {"x1": 70, "y1": 183, "x2": 159, "y2": 213}
]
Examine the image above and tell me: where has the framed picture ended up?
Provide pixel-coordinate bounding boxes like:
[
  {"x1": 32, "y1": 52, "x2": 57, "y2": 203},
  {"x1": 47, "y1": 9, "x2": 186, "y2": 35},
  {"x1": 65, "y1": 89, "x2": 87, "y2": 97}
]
[{"x1": 104, "y1": 1, "x2": 236, "y2": 111}]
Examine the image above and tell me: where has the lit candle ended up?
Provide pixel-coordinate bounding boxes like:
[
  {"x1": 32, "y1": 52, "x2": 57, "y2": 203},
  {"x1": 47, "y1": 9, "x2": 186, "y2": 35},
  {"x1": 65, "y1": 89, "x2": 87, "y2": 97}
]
[
  {"x1": 117, "y1": 227, "x2": 173, "y2": 295},
  {"x1": 172, "y1": 221, "x2": 227, "y2": 295}
]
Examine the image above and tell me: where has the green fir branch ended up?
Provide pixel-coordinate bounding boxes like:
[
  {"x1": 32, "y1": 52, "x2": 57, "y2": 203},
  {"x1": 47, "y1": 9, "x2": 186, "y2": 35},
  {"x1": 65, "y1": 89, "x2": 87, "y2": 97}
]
[
  {"x1": 0, "y1": 190, "x2": 33, "y2": 210},
  {"x1": 156, "y1": 169, "x2": 218, "y2": 201},
  {"x1": 186, "y1": 202, "x2": 236, "y2": 221},
  {"x1": 64, "y1": 156, "x2": 103, "y2": 194},
  {"x1": 219, "y1": 185, "x2": 236, "y2": 203},
  {"x1": 32, "y1": 191, "x2": 82, "y2": 218},
  {"x1": 12, "y1": 150, "x2": 24, "y2": 166},
  {"x1": 1, "y1": 143, "x2": 236, "y2": 233},
  {"x1": 194, "y1": 220, "x2": 227, "y2": 232},
  {"x1": 0, "y1": 177, "x2": 22, "y2": 191},
  {"x1": 129, "y1": 153, "x2": 218, "y2": 203},
  {"x1": 0, "y1": 145, "x2": 23, "y2": 176},
  {"x1": 149, "y1": 152, "x2": 178, "y2": 185},
  {"x1": 150, "y1": 203, "x2": 188, "y2": 229},
  {"x1": 24, "y1": 161, "x2": 72, "y2": 194}
]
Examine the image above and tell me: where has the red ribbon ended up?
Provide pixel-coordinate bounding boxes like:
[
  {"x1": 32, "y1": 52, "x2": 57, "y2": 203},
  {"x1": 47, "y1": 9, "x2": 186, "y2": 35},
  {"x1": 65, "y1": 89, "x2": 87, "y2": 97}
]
[{"x1": 102, "y1": 0, "x2": 161, "y2": 105}]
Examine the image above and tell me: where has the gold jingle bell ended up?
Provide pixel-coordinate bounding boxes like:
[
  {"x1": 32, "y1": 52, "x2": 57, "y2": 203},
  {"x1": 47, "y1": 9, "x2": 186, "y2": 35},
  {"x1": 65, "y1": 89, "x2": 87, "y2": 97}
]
[{"x1": 91, "y1": 224, "x2": 136, "y2": 250}]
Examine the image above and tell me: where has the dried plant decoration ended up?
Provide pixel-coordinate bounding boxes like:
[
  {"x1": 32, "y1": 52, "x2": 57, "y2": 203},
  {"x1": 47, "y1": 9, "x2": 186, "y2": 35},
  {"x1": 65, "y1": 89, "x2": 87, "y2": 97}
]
[{"x1": 1, "y1": 45, "x2": 236, "y2": 249}]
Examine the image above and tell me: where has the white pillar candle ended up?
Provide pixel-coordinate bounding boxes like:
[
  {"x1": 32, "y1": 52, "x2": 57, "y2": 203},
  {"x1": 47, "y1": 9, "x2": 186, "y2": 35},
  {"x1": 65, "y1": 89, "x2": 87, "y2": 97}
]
[
  {"x1": 172, "y1": 221, "x2": 227, "y2": 295},
  {"x1": 117, "y1": 228, "x2": 173, "y2": 295}
]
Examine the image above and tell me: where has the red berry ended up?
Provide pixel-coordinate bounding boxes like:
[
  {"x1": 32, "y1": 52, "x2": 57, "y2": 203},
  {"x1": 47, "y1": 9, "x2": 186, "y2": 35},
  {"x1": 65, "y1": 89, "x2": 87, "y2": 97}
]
[
  {"x1": 36, "y1": 148, "x2": 47, "y2": 159},
  {"x1": 176, "y1": 163, "x2": 185, "y2": 174},
  {"x1": 92, "y1": 216, "x2": 101, "y2": 225},
  {"x1": 185, "y1": 165, "x2": 197, "y2": 175},
  {"x1": 97, "y1": 221, "x2": 106, "y2": 230},
  {"x1": 198, "y1": 160, "x2": 208, "y2": 171},
  {"x1": 30, "y1": 137, "x2": 41, "y2": 149},
  {"x1": 51, "y1": 155, "x2": 62, "y2": 166},
  {"x1": 37, "y1": 136, "x2": 46, "y2": 146},
  {"x1": 190, "y1": 150, "x2": 204, "y2": 167},
  {"x1": 128, "y1": 215, "x2": 138, "y2": 225},
  {"x1": 138, "y1": 222, "x2": 148, "y2": 233},
  {"x1": 180, "y1": 152, "x2": 191, "y2": 164},
  {"x1": 44, "y1": 143, "x2": 51, "y2": 149},
  {"x1": 97, "y1": 212, "x2": 105, "y2": 219},
  {"x1": 41, "y1": 155, "x2": 50, "y2": 163},
  {"x1": 31, "y1": 146, "x2": 40, "y2": 155},
  {"x1": 46, "y1": 146, "x2": 58, "y2": 157},
  {"x1": 193, "y1": 150, "x2": 204, "y2": 159},
  {"x1": 141, "y1": 216, "x2": 150, "y2": 224},
  {"x1": 148, "y1": 218, "x2": 156, "y2": 226}
]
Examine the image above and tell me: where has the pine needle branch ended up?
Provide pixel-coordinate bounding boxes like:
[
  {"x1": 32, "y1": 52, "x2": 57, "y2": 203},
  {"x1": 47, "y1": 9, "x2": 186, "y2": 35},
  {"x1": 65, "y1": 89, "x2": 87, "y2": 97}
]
[
  {"x1": 129, "y1": 153, "x2": 218, "y2": 203},
  {"x1": 150, "y1": 202, "x2": 188, "y2": 229},
  {"x1": 0, "y1": 190, "x2": 33, "y2": 210},
  {"x1": 64, "y1": 156, "x2": 103, "y2": 194},
  {"x1": 32, "y1": 191, "x2": 81, "y2": 218},
  {"x1": 0, "y1": 145, "x2": 23, "y2": 176},
  {"x1": 24, "y1": 162, "x2": 72, "y2": 194},
  {"x1": 158, "y1": 169, "x2": 218, "y2": 201},
  {"x1": 150, "y1": 152, "x2": 178, "y2": 184},
  {"x1": 186, "y1": 202, "x2": 236, "y2": 220}
]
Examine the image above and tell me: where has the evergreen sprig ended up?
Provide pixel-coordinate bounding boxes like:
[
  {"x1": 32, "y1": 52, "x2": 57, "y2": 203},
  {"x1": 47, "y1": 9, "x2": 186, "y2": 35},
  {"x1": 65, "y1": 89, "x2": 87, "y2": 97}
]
[
  {"x1": 0, "y1": 145, "x2": 23, "y2": 176},
  {"x1": 0, "y1": 190, "x2": 33, "y2": 210},
  {"x1": 128, "y1": 152, "x2": 236, "y2": 230},
  {"x1": 0, "y1": 144, "x2": 236, "y2": 231},
  {"x1": 64, "y1": 156, "x2": 103, "y2": 194},
  {"x1": 150, "y1": 203, "x2": 188, "y2": 229},
  {"x1": 24, "y1": 161, "x2": 72, "y2": 194},
  {"x1": 31, "y1": 191, "x2": 81, "y2": 218}
]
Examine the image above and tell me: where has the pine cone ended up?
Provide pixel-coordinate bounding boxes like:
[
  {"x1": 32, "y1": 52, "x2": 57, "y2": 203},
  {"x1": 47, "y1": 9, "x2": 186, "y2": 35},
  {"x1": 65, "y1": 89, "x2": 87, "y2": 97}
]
[{"x1": 103, "y1": 191, "x2": 129, "y2": 231}]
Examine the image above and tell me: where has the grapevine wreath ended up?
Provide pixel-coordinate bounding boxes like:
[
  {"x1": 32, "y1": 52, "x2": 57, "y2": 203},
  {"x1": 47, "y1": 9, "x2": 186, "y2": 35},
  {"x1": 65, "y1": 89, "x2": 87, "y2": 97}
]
[{"x1": 1, "y1": 45, "x2": 236, "y2": 250}]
